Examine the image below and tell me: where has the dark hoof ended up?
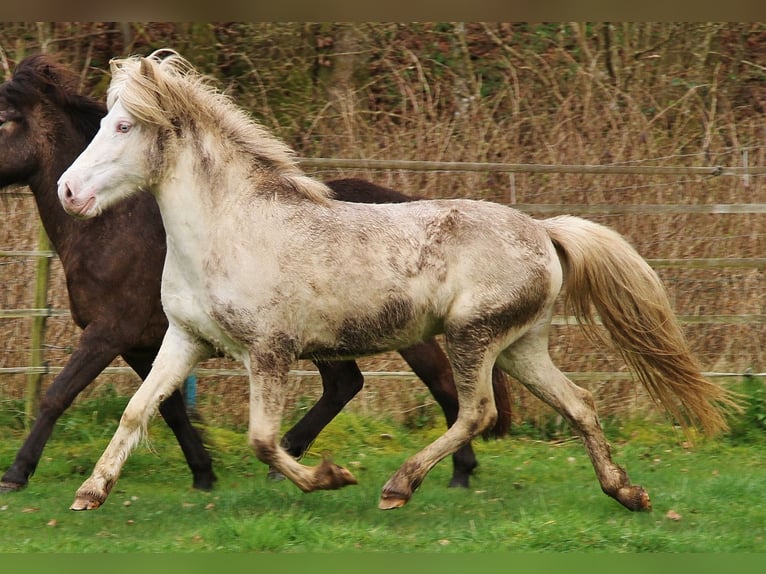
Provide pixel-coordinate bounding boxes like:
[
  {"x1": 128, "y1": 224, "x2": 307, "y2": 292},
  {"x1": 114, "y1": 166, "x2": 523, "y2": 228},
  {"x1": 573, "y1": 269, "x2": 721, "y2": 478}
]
[
  {"x1": 192, "y1": 472, "x2": 217, "y2": 491},
  {"x1": 0, "y1": 480, "x2": 25, "y2": 493},
  {"x1": 267, "y1": 467, "x2": 286, "y2": 481},
  {"x1": 448, "y1": 475, "x2": 470, "y2": 489}
]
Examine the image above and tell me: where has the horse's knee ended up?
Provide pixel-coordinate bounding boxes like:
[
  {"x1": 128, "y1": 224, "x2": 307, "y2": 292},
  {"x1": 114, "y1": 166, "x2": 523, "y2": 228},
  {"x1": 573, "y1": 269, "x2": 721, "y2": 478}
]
[
  {"x1": 317, "y1": 361, "x2": 364, "y2": 405},
  {"x1": 570, "y1": 387, "x2": 600, "y2": 424},
  {"x1": 464, "y1": 398, "x2": 497, "y2": 437},
  {"x1": 120, "y1": 402, "x2": 149, "y2": 430},
  {"x1": 576, "y1": 386, "x2": 596, "y2": 409},
  {"x1": 346, "y1": 368, "x2": 364, "y2": 395},
  {"x1": 37, "y1": 394, "x2": 67, "y2": 417},
  {"x1": 477, "y1": 402, "x2": 498, "y2": 435},
  {"x1": 157, "y1": 391, "x2": 185, "y2": 423}
]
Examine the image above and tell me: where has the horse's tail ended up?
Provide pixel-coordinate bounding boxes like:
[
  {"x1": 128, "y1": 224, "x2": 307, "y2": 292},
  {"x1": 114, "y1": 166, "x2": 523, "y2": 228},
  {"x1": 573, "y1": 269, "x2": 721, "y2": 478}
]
[{"x1": 541, "y1": 215, "x2": 740, "y2": 436}]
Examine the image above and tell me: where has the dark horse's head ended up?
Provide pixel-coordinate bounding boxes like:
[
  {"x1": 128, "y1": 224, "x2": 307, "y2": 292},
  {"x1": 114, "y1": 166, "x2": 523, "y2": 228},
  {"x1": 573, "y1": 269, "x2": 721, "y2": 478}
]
[{"x1": 0, "y1": 54, "x2": 106, "y2": 188}]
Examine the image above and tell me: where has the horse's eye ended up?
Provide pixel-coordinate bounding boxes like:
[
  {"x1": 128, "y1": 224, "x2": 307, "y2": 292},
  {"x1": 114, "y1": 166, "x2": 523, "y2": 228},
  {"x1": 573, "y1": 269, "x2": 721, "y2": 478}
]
[{"x1": 117, "y1": 121, "x2": 132, "y2": 133}]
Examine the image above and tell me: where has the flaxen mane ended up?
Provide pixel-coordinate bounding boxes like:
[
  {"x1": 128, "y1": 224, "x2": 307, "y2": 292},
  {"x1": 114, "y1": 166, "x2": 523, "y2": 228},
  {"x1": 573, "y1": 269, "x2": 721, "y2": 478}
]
[{"x1": 107, "y1": 50, "x2": 330, "y2": 204}]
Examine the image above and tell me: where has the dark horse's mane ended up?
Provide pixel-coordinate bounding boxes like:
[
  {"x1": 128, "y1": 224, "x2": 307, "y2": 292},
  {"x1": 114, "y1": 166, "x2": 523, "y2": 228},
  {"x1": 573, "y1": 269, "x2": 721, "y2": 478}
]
[{"x1": 1, "y1": 54, "x2": 105, "y2": 138}]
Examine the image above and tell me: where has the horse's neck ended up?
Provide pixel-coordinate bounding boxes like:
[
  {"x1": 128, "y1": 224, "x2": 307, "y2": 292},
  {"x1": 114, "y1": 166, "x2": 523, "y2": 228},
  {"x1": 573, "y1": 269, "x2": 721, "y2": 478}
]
[
  {"x1": 154, "y1": 165, "x2": 277, "y2": 279},
  {"x1": 154, "y1": 176, "x2": 217, "y2": 270},
  {"x1": 28, "y1": 137, "x2": 93, "y2": 260}
]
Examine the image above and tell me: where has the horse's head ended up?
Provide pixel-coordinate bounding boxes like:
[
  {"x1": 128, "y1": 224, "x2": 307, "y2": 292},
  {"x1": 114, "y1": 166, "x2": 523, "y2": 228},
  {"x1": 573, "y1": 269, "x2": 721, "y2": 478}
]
[
  {"x1": 57, "y1": 52, "x2": 178, "y2": 218},
  {"x1": 0, "y1": 54, "x2": 104, "y2": 189},
  {"x1": 57, "y1": 92, "x2": 154, "y2": 218},
  {"x1": 58, "y1": 51, "x2": 206, "y2": 218},
  {"x1": 59, "y1": 48, "x2": 331, "y2": 218}
]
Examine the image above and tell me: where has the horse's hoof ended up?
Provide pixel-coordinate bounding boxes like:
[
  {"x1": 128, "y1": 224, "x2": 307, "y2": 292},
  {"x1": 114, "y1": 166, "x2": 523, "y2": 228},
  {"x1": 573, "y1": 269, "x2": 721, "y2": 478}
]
[
  {"x1": 378, "y1": 494, "x2": 409, "y2": 510},
  {"x1": 619, "y1": 485, "x2": 652, "y2": 512},
  {"x1": 267, "y1": 467, "x2": 286, "y2": 482},
  {"x1": 0, "y1": 481, "x2": 24, "y2": 493},
  {"x1": 635, "y1": 487, "x2": 652, "y2": 511},
  {"x1": 315, "y1": 459, "x2": 358, "y2": 490},
  {"x1": 70, "y1": 495, "x2": 103, "y2": 511},
  {"x1": 336, "y1": 466, "x2": 358, "y2": 486},
  {"x1": 448, "y1": 475, "x2": 470, "y2": 489},
  {"x1": 192, "y1": 472, "x2": 217, "y2": 491}
]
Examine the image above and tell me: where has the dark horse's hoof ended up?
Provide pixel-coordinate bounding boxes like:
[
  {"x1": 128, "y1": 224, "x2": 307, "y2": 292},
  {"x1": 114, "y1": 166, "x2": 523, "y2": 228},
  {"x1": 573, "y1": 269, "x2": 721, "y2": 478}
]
[
  {"x1": 0, "y1": 480, "x2": 25, "y2": 493},
  {"x1": 192, "y1": 473, "x2": 218, "y2": 491},
  {"x1": 267, "y1": 467, "x2": 286, "y2": 481},
  {"x1": 448, "y1": 475, "x2": 470, "y2": 489}
]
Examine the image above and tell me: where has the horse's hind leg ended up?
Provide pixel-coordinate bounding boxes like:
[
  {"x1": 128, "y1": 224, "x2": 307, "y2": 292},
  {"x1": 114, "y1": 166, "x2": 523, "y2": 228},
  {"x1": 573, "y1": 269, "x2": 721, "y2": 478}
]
[
  {"x1": 398, "y1": 341, "x2": 479, "y2": 488},
  {"x1": 497, "y1": 329, "x2": 652, "y2": 512}
]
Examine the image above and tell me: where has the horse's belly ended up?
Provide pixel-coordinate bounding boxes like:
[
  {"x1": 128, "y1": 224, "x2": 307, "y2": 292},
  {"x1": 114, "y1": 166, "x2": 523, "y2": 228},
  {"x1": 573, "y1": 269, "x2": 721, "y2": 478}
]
[{"x1": 301, "y1": 303, "x2": 441, "y2": 361}]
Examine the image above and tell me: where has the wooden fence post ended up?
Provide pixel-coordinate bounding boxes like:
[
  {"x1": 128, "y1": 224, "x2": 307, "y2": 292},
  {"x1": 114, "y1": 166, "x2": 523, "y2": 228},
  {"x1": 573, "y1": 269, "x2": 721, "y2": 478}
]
[{"x1": 25, "y1": 223, "x2": 52, "y2": 430}]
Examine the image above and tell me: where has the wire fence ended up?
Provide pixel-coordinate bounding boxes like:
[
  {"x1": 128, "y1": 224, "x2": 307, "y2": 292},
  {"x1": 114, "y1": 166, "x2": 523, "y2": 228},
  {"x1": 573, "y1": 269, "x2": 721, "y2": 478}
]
[{"x1": 1, "y1": 158, "x2": 764, "y2": 425}]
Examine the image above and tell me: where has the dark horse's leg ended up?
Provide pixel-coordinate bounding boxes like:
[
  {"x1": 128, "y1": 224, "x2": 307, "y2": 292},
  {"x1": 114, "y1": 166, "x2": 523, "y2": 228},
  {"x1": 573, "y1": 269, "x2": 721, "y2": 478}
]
[
  {"x1": 274, "y1": 341, "x2": 511, "y2": 488},
  {"x1": 0, "y1": 326, "x2": 216, "y2": 492},
  {"x1": 122, "y1": 352, "x2": 217, "y2": 491},
  {"x1": 1, "y1": 329, "x2": 122, "y2": 491}
]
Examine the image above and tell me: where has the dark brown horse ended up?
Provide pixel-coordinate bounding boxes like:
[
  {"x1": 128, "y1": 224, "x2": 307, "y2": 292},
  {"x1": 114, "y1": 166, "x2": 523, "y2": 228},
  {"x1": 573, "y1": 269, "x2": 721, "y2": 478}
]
[{"x1": 0, "y1": 54, "x2": 510, "y2": 492}]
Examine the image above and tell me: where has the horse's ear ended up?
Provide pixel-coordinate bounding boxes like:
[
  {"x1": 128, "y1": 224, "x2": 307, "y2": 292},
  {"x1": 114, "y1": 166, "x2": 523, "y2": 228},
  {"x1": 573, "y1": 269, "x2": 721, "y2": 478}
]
[
  {"x1": 40, "y1": 63, "x2": 54, "y2": 81},
  {"x1": 140, "y1": 58, "x2": 156, "y2": 83},
  {"x1": 39, "y1": 64, "x2": 57, "y2": 92}
]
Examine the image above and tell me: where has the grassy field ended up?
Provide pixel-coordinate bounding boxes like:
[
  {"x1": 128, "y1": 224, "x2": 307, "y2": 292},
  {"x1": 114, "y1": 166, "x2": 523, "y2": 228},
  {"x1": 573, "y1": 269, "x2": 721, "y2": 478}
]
[{"x1": 1, "y1": 390, "x2": 765, "y2": 554}]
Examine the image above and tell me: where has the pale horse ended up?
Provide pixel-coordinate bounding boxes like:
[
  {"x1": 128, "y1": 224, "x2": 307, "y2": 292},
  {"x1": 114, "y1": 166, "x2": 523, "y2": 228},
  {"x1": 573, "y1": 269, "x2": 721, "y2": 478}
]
[{"x1": 57, "y1": 51, "x2": 736, "y2": 512}]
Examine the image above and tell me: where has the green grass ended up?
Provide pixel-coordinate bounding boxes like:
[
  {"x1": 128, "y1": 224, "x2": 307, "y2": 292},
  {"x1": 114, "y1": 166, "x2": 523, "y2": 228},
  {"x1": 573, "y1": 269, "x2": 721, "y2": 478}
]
[{"x1": 1, "y1": 396, "x2": 765, "y2": 553}]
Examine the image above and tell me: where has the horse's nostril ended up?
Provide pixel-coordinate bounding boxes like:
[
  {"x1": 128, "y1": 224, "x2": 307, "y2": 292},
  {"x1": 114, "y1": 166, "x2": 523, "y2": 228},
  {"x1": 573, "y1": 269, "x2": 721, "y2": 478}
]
[{"x1": 64, "y1": 184, "x2": 73, "y2": 200}]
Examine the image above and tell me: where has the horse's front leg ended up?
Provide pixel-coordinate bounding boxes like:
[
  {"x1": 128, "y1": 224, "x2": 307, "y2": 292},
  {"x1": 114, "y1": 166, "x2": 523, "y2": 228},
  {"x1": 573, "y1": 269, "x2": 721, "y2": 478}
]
[
  {"x1": 247, "y1": 349, "x2": 357, "y2": 492},
  {"x1": 70, "y1": 325, "x2": 211, "y2": 510}
]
